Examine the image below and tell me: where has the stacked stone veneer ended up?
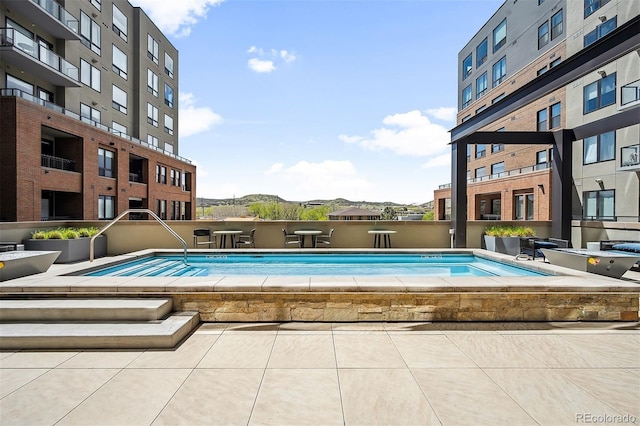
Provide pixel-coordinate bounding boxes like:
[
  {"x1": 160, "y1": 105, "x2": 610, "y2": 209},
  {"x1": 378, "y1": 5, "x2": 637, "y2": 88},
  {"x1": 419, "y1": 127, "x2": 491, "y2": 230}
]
[{"x1": 172, "y1": 292, "x2": 639, "y2": 322}]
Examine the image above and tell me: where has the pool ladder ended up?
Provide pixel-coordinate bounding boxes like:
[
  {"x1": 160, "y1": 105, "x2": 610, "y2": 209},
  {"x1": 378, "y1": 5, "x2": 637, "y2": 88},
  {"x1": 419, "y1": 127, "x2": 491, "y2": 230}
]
[{"x1": 89, "y1": 209, "x2": 188, "y2": 264}]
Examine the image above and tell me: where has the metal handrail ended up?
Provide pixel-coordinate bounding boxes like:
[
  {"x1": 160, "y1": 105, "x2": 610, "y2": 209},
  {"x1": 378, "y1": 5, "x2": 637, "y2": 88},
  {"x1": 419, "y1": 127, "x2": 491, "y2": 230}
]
[{"x1": 90, "y1": 209, "x2": 188, "y2": 264}]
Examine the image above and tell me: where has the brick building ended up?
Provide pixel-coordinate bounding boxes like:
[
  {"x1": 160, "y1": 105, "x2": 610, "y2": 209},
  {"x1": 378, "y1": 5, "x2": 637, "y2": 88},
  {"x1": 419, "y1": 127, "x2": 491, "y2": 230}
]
[
  {"x1": 435, "y1": 0, "x2": 639, "y2": 245},
  {"x1": 0, "y1": 0, "x2": 196, "y2": 222}
]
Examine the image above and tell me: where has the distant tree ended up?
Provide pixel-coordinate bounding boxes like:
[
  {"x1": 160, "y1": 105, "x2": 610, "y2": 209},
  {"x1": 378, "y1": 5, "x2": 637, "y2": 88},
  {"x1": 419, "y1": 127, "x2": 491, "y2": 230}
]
[
  {"x1": 422, "y1": 211, "x2": 435, "y2": 221},
  {"x1": 381, "y1": 206, "x2": 397, "y2": 220},
  {"x1": 300, "y1": 205, "x2": 330, "y2": 220}
]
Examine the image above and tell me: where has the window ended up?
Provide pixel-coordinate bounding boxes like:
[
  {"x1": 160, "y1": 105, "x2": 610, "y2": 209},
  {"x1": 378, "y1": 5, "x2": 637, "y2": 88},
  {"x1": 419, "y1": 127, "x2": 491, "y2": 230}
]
[
  {"x1": 475, "y1": 166, "x2": 486, "y2": 178},
  {"x1": 492, "y1": 56, "x2": 506, "y2": 87},
  {"x1": 584, "y1": 131, "x2": 615, "y2": 164},
  {"x1": 583, "y1": 190, "x2": 614, "y2": 220},
  {"x1": 80, "y1": 59, "x2": 101, "y2": 91},
  {"x1": 112, "y1": 85, "x2": 127, "y2": 113},
  {"x1": 160, "y1": 166, "x2": 167, "y2": 184},
  {"x1": 537, "y1": 66, "x2": 548, "y2": 76},
  {"x1": 148, "y1": 134, "x2": 159, "y2": 147},
  {"x1": 112, "y1": 121, "x2": 127, "y2": 136},
  {"x1": 165, "y1": 143, "x2": 174, "y2": 154},
  {"x1": 493, "y1": 19, "x2": 507, "y2": 52},
  {"x1": 164, "y1": 83, "x2": 174, "y2": 108},
  {"x1": 90, "y1": 0, "x2": 101, "y2": 10},
  {"x1": 584, "y1": 17, "x2": 617, "y2": 47},
  {"x1": 147, "y1": 69, "x2": 158, "y2": 96},
  {"x1": 98, "y1": 148, "x2": 114, "y2": 177},
  {"x1": 98, "y1": 195, "x2": 115, "y2": 219},
  {"x1": 80, "y1": 11, "x2": 101, "y2": 54},
  {"x1": 164, "y1": 52, "x2": 174, "y2": 79},
  {"x1": 538, "y1": 21, "x2": 549, "y2": 49},
  {"x1": 112, "y1": 45, "x2": 127, "y2": 79},
  {"x1": 38, "y1": 87, "x2": 53, "y2": 103},
  {"x1": 147, "y1": 103, "x2": 158, "y2": 127},
  {"x1": 492, "y1": 144, "x2": 504, "y2": 153},
  {"x1": 537, "y1": 108, "x2": 548, "y2": 131},
  {"x1": 536, "y1": 150, "x2": 547, "y2": 164},
  {"x1": 157, "y1": 199, "x2": 167, "y2": 220},
  {"x1": 584, "y1": 0, "x2": 611, "y2": 18},
  {"x1": 551, "y1": 10, "x2": 563, "y2": 40},
  {"x1": 112, "y1": 4, "x2": 127, "y2": 41},
  {"x1": 550, "y1": 57, "x2": 562, "y2": 68},
  {"x1": 462, "y1": 53, "x2": 472, "y2": 79},
  {"x1": 491, "y1": 162, "x2": 504, "y2": 175},
  {"x1": 476, "y1": 144, "x2": 486, "y2": 158},
  {"x1": 475, "y1": 105, "x2": 487, "y2": 114},
  {"x1": 466, "y1": 145, "x2": 471, "y2": 162},
  {"x1": 584, "y1": 73, "x2": 616, "y2": 114},
  {"x1": 80, "y1": 103, "x2": 101, "y2": 123},
  {"x1": 492, "y1": 93, "x2": 505, "y2": 104},
  {"x1": 164, "y1": 114, "x2": 174, "y2": 135},
  {"x1": 476, "y1": 72, "x2": 487, "y2": 99},
  {"x1": 515, "y1": 194, "x2": 534, "y2": 220},
  {"x1": 147, "y1": 34, "x2": 158, "y2": 64},
  {"x1": 462, "y1": 85, "x2": 472, "y2": 108},
  {"x1": 621, "y1": 79, "x2": 640, "y2": 106},
  {"x1": 549, "y1": 102, "x2": 561, "y2": 129},
  {"x1": 476, "y1": 38, "x2": 488, "y2": 67},
  {"x1": 6, "y1": 74, "x2": 34, "y2": 95}
]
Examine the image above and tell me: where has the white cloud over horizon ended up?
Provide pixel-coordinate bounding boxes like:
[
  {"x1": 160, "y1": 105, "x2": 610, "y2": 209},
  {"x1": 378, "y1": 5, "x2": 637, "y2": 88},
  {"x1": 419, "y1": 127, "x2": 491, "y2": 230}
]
[
  {"x1": 179, "y1": 92, "x2": 223, "y2": 138},
  {"x1": 425, "y1": 107, "x2": 457, "y2": 122},
  {"x1": 247, "y1": 45, "x2": 297, "y2": 73},
  {"x1": 129, "y1": 0, "x2": 223, "y2": 37},
  {"x1": 248, "y1": 58, "x2": 276, "y2": 73},
  {"x1": 339, "y1": 109, "x2": 452, "y2": 158}
]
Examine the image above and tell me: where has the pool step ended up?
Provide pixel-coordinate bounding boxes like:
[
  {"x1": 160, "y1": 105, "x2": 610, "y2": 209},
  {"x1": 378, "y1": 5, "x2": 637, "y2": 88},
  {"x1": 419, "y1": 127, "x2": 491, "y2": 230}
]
[
  {"x1": 0, "y1": 298, "x2": 200, "y2": 349},
  {"x1": 97, "y1": 259, "x2": 205, "y2": 277}
]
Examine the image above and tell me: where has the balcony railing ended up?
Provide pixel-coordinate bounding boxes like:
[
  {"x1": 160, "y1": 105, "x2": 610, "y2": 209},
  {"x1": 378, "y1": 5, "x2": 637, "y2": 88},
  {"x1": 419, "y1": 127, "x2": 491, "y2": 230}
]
[
  {"x1": 129, "y1": 173, "x2": 144, "y2": 183},
  {"x1": 30, "y1": 0, "x2": 79, "y2": 33},
  {"x1": 42, "y1": 154, "x2": 75, "y2": 171},
  {"x1": 620, "y1": 144, "x2": 639, "y2": 169},
  {"x1": 621, "y1": 79, "x2": 639, "y2": 106},
  {"x1": 438, "y1": 162, "x2": 551, "y2": 188},
  {"x1": 1, "y1": 88, "x2": 192, "y2": 164},
  {"x1": 0, "y1": 28, "x2": 78, "y2": 81}
]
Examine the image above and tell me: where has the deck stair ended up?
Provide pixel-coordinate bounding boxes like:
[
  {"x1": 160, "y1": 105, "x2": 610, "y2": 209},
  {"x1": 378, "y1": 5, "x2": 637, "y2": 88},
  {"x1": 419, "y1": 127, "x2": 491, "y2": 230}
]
[{"x1": 0, "y1": 298, "x2": 200, "y2": 350}]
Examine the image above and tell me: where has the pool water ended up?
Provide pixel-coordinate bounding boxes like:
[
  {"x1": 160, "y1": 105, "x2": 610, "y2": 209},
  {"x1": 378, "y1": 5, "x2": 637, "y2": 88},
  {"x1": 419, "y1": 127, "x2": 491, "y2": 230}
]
[{"x1": 84, "y1": 253, "x2": 545, "y2": 277}]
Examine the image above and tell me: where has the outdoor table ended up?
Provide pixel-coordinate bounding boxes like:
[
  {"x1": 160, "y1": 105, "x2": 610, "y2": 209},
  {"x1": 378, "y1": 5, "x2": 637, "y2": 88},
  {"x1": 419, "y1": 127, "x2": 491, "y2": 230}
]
[
  {"x1": 213, "y1": 230, "x2": 243, "y2": 248},
  {"x1": 541, "y1": 248, "x2": 640, "y2": 279},
  {"x1": 368, "y1": 230, "x2": 397, "y2": 248},
  {"x1": 294, "y1": 230, "x2": 322, "y2": 248}
]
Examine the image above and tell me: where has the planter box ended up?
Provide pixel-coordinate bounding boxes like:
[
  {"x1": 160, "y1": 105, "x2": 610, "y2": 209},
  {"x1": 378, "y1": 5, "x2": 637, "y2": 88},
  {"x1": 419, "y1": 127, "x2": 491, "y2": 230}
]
[
  {"x1": 483, "y1": 235, "x2": 522, "y2": 256},
  {"x1": 24, "y1": 236, "x2": 106, "y2": 263}
]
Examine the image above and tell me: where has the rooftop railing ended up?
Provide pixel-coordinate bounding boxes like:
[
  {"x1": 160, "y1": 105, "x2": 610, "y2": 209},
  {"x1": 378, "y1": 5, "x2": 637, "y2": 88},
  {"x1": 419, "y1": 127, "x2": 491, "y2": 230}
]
[
  {"x1": 438, "y1": 162, "x2": 551, "y2": 189},
  {"x1": 0, "y1": 28, "x2": 78, "y2": 81},
  {"x1": 1, "y1": 88, "x2": 192, "y2": 164}
]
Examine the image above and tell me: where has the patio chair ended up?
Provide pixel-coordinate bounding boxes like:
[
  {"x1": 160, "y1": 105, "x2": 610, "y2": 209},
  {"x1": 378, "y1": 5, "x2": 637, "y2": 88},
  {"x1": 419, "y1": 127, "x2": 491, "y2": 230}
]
[
  {"x1": 282, "y1": 228, "x2": 301, "y2": 248},
  {"x1": 519, "y1": 237, "x2": 568, "y2": 261},
  {"x1": 193, "y1": 228, "x2": 216, "y2": 248},
  {"x1": 235, "y1": 228, "x2": 256, "y2": 248},
  {"x1": 315, "y1": 228, "x2": 334, "y2": 248}
]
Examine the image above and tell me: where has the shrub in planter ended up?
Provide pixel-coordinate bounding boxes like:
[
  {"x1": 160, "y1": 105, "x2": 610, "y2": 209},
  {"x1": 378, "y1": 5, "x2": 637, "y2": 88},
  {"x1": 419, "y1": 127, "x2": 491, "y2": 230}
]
[
  {"x1": 25, "y1": 227, "x2": 106, "y2": 263},
  {"x1": 483, "y1": 225, "x2": 535, "y2": 256}
]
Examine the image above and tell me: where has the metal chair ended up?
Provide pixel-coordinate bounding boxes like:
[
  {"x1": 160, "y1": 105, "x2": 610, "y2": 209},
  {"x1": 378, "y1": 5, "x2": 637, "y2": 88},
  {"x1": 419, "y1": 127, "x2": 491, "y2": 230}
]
[
  {"x1": 282, "y1": 228, "x2": 301, "y2": 248},
  {"x1": 235, "y1": 228, "x2": 256, "y2": 248},
  {"x1": 315, "y1": 228, "x2": 334, "y2": 248},
  {"x1": 193, "y1": 228, "x2": 216, "y2": 248}
]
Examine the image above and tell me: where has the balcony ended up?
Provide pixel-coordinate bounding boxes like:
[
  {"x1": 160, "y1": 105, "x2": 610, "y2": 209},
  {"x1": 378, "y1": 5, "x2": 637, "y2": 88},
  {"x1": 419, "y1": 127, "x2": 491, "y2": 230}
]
[
  {"x1": 621, "y1": 79, "x2": 640, "y2": 108},
  {"x1": 4, "y1": 0, "x2": 79, "y2": 40},
  {"x1": 619, "y1": 144, "x2": 639, "y2": 172},
  {"x1": 42, "y1": 154, "x2": 75, "y2": 171},
  {"x1": 0, "y1": 28, "x2": 80, "y2": 87}
]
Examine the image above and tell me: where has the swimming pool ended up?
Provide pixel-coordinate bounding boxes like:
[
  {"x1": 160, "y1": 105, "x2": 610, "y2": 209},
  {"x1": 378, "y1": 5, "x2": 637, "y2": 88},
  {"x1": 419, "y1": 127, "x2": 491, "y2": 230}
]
[{"x1": 83, "y1": 253, "x2": 546, "y2": 277}]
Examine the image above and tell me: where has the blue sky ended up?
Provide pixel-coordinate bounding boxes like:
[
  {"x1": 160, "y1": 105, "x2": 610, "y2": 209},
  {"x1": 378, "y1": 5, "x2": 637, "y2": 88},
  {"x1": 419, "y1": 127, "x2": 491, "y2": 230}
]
[{"x1": 130, "y1": 0, "x2": 503, "y2": 204}]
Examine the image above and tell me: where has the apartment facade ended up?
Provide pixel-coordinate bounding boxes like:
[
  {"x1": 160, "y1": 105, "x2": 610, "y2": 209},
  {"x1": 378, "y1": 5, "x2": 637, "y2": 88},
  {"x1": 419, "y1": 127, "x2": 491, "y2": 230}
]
[
  {"x1": 0, "y1": 0, "x2": 195, "y2": 222},
  {"x1": 435, "y1": 0, "x2": 639, "y2": 246}
]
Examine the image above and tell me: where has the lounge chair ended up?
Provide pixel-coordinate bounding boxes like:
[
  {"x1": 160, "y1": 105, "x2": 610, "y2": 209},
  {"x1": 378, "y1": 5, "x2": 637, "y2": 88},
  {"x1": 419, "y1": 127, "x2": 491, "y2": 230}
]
[
  {"x1": 235, "y1": 228, "x2": 256, "y2": 248},
  {"x1": 315, "y1": 228, "x2": 334, "y2": 248},
  {"x1": 600, "y1": 240, "x2": 640, "y2": 271},
  {"x1": 282, "y1": 229, "x2": 301, "y2": 248},
  {"x1": 193, "y1": 228, "x2": 216, "y2": 248}
]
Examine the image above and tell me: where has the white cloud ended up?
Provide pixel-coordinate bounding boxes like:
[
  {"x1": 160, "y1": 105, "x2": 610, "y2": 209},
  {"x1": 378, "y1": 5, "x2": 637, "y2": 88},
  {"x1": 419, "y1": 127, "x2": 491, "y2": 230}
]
[
  {"x1": 421, "y1": 153, "x2": 451, "y2": 169},
  {"x1": 280, "y1": 50, "x2": 296, "y2": 63},
  {"x1": 265, "y1": 163, "x2": 284, "y2": 175},
  {"x1": 248, "y1": 58, "x2": 276, "y2": 73},
  {"x1": 425, "y1": 107, "x2": 457, "y2": 122},
  {"x1": 179, "y1": 92, "x2": 222, "y2": 138},
  {"x1": 340, "y1": 110, "x2": 450, "y2": 157},
  {"x1": 247, "y1": 46, "x2": 263, "y2": 55},
  {"x1": 266, "y1": 160, "x2": 372, "y2": 199},
  {"x1": 129, "y1": 0, "x2": 223, "y2": 38}
]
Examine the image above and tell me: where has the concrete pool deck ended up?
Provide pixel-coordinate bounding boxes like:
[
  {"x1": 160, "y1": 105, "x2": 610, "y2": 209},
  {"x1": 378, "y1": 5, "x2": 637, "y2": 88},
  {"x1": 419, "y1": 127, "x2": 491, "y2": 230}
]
[
  {"x1": 0, "y1": 249, "x2": 638, "y2": 322},
  {"x1": 1, "y1": 321, "x2": 639, "y2": 425}
]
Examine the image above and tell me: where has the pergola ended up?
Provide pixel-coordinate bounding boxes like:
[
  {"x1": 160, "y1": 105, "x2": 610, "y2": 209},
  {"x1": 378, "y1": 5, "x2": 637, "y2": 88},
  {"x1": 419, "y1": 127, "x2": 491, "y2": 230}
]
[{"x1": 448, "y1": 17, "x2": 640, "y2": 247}]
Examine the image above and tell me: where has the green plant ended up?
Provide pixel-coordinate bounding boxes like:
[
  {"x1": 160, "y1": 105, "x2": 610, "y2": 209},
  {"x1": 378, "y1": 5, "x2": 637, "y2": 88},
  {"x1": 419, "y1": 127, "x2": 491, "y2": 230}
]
[
  {"x1": 484, "y1": 224, "x2": 535, "y2": 237},
  {"x1": 31, "y1": 227, "x2": 101, "y2": 240}
]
